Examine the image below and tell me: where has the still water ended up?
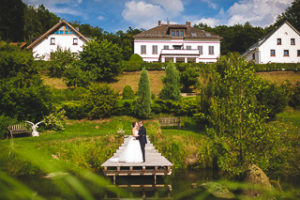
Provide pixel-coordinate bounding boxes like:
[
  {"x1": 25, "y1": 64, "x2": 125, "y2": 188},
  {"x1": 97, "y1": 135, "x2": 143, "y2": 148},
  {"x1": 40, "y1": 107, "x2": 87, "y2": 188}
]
[{"x1": 18, "y1": 169, "x2": 299, "y2": 199}]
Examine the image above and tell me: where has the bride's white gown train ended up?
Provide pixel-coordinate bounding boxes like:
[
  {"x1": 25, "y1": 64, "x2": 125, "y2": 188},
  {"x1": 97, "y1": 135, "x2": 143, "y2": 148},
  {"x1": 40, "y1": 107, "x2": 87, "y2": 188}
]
[{"x1": 111, "y1": 133, "x2": 143, "y2": 163}]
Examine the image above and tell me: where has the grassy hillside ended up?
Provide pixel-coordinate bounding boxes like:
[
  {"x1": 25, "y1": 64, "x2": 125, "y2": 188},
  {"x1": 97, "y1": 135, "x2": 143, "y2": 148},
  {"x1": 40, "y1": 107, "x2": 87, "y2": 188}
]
[{"x1": 42, "y1": 71, "x2": 300, "y2": 94}]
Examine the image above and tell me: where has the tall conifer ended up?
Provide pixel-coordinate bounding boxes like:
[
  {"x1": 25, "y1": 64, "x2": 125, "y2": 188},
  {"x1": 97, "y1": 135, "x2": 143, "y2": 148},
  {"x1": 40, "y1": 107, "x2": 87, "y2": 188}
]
[{"x1": 135, "y1": 68, "x2": 151, "y2": 119}]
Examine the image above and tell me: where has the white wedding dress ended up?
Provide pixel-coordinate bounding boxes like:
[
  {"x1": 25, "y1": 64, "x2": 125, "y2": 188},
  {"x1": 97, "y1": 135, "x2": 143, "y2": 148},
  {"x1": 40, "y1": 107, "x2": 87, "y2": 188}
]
[{"x1": 111, "y1": 130, "x2": 143, "y2": 163}]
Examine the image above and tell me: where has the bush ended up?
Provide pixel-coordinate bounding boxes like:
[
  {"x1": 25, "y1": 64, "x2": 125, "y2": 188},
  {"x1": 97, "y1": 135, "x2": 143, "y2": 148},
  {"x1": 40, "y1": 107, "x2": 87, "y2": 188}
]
[
  {"x1": 63, "y1": 63, "x2": 89, "y2": 87},
  {"x1": 122, "y1": 85, "x2": 135, "y2": 99},
  {"x1": 289, "y1": 81, "x2": 300, "y2": 108},
  {"x1": 113, "y1": 99, "x2": 135, "y2": 116},
  {"x1": 62, "y1": 101, "x2": 88, "y2": 119},
  {"x1": 85, "y1": 83, "x2": 119, "y2": 119},
  {"x1": 48, "y1": 47, "x2": 77, "y2": 78},
  {"x1": 179, "y1": 66, "x2": 199, "y2": 92},
  {"x1": 43, "y1": 109, "x2": 66, "y2": 131},
  {"x1": 253, "y1": 63, "x2": 300, "y2": 72}
]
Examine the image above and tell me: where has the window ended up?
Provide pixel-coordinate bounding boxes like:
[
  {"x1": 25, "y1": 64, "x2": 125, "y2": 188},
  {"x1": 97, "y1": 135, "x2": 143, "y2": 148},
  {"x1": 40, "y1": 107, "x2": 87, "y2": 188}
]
[
  {"x1": 65, "y1": 31, "x2": 69, "y2": 34},
  {"x1": 198, "y1": 46, "x2": 203, "y2": 54},
  {"x1": 176, "y1": 31, "x2": 179, "y2": 37},
  {"x1": 163, "y1": 45, "x2": 169, "y2": 50},
  {"x1": 270, "y1": 49, "x2": 275, "y2": 56},
  {"x1": 209, "y1": 46, "x2": 214, "y2": 55},
  {"x1": 174, "y1": 45, "x2": 181, "y2": 50},
  {"x1": 152, "y1": 45, "x2": 158, "y2": 54},
  {"x1": 141, "y1": 45, "x2": 146, "y2": 54},
  {"x1": 171, "y1": 30, "x2": 175, "y2": 37},
  {"x1": 186, "y1": 46, "x2": 191, "y2": 50},
  {"x1": 277, "y1": 38, "x2": 282, "y2": 45},
  {"x1": 60, "y1": 31, "x2": 63, "y2": 34},
  {"x1": 50, "y1": 37, "x2": 55, "y2": 45},
  {"x1": 180, "y1": 30, "x2": 184, "y2": 37},
  {"x1": 284, "y1": 50, "x2": 289, "y2": 57},
  {"x1": 297, "y1": 50, "x2": 300, "y2": 57},
  {"x1": 291, "y1": 38, "x2": 295, "y2": 45},
  {"x1": 73, "y1": 38, "x2": 78, "y2": 45},
  {"x1": 252, "y1": 53, "x2": 255, "y2": 60}
]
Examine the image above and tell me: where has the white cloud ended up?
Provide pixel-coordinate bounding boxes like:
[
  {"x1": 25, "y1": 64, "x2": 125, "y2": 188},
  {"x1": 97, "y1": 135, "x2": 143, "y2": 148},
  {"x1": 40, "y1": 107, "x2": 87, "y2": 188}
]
[
  {"x1": 201, "y1": 0, "x2": 217, "y2": 9},
  {"x1": 97, "y1": 15, "x2": 104, "y2": 20},
  {"x1": 192, "y1": 18, "x2": 220, "y2": 27},
  {"x1": 150, "y1": 0, "x2": 184, "y2": 16},
  {"x1": 122, "y1": 0, "x2": 184, "y2": 29},
  {"x1": 227, "y1": 0, "x2": 293, "y2": 26},
  {"x1": 122, "y1": 1, "x2": 166, "y2": 28}
]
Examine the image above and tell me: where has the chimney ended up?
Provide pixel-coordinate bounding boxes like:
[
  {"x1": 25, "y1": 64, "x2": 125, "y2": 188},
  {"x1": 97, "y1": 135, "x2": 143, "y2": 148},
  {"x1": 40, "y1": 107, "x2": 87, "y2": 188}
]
[
  {"x1": 158, "y1": 20, "x2": 161, "y2": 26},
  {"x1": 186, "y1": 21, "x2": 191, "y2": 27}
]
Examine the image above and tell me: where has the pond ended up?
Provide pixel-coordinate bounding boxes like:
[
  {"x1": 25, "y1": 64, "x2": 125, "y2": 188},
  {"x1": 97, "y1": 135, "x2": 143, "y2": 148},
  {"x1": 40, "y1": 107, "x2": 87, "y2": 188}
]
[{"x1": 17, "y1": 169, "x2": 300, "y2": 199}]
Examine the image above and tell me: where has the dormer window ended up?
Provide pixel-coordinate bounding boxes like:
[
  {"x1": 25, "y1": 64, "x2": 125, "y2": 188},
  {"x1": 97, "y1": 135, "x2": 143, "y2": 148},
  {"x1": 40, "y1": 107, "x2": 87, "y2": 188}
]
[
  {"x1": 176, "y1": 31, "x2": 179, "y2": 37},
  {"x1": 171, "y1": 30, "x2": 175, "y2": 37},
  {"x1": 170, "y1": 29, "x2": 185, "y2": 37}
]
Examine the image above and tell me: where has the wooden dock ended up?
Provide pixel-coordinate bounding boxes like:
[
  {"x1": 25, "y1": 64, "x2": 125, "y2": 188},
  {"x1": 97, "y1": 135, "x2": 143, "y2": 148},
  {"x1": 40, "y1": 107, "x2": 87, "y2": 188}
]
[{"x1": 101, "y1": 136, "x2": 173, "y2": 184}]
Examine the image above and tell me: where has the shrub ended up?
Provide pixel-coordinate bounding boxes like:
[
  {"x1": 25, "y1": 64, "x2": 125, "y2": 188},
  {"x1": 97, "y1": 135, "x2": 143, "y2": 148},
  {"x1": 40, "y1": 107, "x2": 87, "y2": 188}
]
[
  {"x1": 122, "y1": 85, "x2": 135, "y2": 99},
  {"x1": 159, "y1": 62, "x2": 181, "y2": 100},
  {"x1": 85, "y1": 83, "x2": 119, "y2": 119},
  {"x1": 43, "y1": 109, "x2": 66, "y2": 131},
  {"x1": 289, "y1": 81, "x2": 300, "y2": 108},
  {"x1": 48, "y1": 47, "x2": 77, "y2": 78},
  {"x1": 135, "y1": 68, "x2": 151, "y2": 119},
  {"x1": 113, "y1": 99, "x2": 135, "y2": 116},
  {"x1": 62, "y1": 101, "x2": 88, "y2": 119},
  {"x1": 179, "y1": 66, "x2": 199, "y2": 92},
  {"x1": 63, "y1": 63, "x2": 89, "y2": 87}
]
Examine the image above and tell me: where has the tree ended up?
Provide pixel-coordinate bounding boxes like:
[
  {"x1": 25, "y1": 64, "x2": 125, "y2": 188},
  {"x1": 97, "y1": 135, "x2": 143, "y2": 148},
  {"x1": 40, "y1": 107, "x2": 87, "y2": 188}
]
[
  {"x1": 122, "y1": 85, "x2": 135, "y2": 100},
  {"x1": 0, "y1": 0, "x2": 25, "y2": 42},
  {"x1": 207, "y1": 54, "x2": 285, "y2": 175},
  {"x1": 159, "y1": 62, "x2": 181, "y2": 100},
  {"x1": 85, "y1": 83, "x2": 118, "y2": 119},
  {"x1": 80, "y1": 39, "x2": 122, "y2": 82},
  {"x1": 275, "y1": 0, "x2": 300, "y2": 30},
  {"x1": 63, "y1": 63, "x2": 89, "y2": 88},
  {"x1": 180, "y1": 66, "x2": 199, "y2": 92},
  {"x1": 135, "y1": 68, "x2": 151, "y2": 119}
]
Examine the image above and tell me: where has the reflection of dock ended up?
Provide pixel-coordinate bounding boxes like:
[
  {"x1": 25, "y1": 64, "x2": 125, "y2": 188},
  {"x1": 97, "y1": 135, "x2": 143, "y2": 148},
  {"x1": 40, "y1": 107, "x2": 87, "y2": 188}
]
[{"x1": 101, "y1": 136, "x2": 173, "y2": 184}]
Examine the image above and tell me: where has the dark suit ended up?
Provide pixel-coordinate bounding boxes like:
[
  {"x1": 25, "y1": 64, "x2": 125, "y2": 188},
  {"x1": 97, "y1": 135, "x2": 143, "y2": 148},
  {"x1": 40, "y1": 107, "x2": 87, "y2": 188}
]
[{"x1": 137, "y1": 125, "x2": 147, "y2": 162}]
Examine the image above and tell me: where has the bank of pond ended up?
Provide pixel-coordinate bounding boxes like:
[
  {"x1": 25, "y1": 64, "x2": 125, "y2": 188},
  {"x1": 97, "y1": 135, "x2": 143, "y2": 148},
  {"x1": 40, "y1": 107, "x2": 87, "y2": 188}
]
[{"x1": 0, "y1": 114, "x2": 299, "y2": 199}]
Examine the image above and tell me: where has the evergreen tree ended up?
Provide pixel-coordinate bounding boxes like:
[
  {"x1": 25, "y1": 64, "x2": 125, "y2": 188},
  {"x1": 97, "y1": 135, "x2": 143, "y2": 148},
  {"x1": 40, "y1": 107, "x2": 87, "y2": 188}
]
[
  {"x1": 135, "y1": 68, "x2": 151, "y2": 119},
  {"x1": 122, "y1": 85, "x2": 135, "y2": 99},
  {"x1": 159, "y1": 62, "x2": 181, "y2": 100}
]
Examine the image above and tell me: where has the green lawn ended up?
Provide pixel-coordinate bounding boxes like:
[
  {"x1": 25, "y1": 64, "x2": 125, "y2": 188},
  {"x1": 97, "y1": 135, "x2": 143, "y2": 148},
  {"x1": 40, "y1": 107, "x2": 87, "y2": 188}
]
[{"x1": 276, "y1": 107, "x2": 300, "y2": 126}]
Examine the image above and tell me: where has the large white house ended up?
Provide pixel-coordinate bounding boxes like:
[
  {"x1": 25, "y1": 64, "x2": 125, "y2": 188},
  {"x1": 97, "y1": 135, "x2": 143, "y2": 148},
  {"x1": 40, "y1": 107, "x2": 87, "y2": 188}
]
[
  {"x1": 27, "y1": 19, "x2": 89, "y2": 60},
  {"x1": 133, "y1": 21, "x2": 221, "y2": 63},
  {"x1": 242, "y1": 21, "x2": 300, "y2": 64}
]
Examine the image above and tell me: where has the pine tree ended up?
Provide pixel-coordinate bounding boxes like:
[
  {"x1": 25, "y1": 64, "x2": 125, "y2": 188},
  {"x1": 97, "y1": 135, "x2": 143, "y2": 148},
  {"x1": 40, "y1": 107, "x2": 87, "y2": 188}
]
[
  {"x1": 159, "y1": 62, "x2": 181, "y2": 100},
  {"x1": 135, "y1": 68, "x2": 151, "y2": 119}
]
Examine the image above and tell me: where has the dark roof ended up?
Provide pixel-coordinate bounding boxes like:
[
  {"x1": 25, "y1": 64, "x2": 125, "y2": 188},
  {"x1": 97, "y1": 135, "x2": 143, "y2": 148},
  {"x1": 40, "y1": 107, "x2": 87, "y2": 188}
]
[
  {"x1": 27, "y1": 19, "x2": 89, "y2": 49},
  {"x1": 242, "y1": 21, "x2": 300, "y2": 57},
  {"x1": 133, "y1": 23, "x2": 221, "y2": 40}
]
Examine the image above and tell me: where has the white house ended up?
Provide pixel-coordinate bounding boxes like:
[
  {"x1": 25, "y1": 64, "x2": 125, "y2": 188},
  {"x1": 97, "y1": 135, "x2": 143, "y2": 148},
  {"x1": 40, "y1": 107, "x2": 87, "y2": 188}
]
[
  {"x1": 27, "y1": 19, "x2": 89, "y2": 60},
  {"x1": 133, "y1": 21, "x2": 221, "y2": 63},
  {"x1": 242, "y1": 21, "x2": 300, "y2": 64}
]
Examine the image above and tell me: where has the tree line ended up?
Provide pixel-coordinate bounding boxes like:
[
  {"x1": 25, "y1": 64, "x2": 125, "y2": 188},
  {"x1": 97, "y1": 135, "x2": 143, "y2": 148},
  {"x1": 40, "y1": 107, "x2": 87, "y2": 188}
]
[{"x1": 1, "y1": 0, "x2": 299, "y2": 58}]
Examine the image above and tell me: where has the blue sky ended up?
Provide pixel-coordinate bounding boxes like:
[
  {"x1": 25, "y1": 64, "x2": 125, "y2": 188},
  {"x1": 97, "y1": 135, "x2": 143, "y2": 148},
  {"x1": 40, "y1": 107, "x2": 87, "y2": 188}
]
[{"x1": 23, "y1": 0, "x2": 293, "y2": 32}]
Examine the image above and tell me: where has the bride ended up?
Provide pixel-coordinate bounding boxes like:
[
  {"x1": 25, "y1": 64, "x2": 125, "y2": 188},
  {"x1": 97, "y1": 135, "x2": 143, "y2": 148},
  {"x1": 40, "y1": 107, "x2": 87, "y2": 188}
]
[{"x1": 113, "y1": 122, "x2": 143, "y2": 163}]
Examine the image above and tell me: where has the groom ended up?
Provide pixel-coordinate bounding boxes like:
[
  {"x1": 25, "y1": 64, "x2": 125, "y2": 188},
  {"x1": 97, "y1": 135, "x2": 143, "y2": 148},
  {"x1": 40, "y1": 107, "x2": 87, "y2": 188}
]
[{"x1": 137, "y1": 121, "x2": 147, "y2": 162}]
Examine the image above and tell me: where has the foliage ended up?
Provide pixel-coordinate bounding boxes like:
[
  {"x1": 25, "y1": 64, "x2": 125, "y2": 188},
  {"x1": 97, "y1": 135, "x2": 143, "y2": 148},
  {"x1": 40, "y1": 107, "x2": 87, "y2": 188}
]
[
  {"x1": 122, "y1": 85, "x2": 135, "y2": 100},
  {"x1": 113, "y1": 99, "x2": 135, "y2": 116},
  {"x1": 179, "y1": 66, "x2": 199, "y2": 92},
  {"x1": 256, "y1": 81, "x2": 289, "y2": 119},
  {"x1": 205, "y1": 54, "x2": 288, "y2": 175},
  {"x1": 48, "y1": 47, "x2": 77, "y2": 78},
  {"x1": 62, "y1": 101, "x2": 88, "y2": 119},
  {"x1": 43, "y1": 109, "x2": 66, "y2": 131},
  {"x1": 275, "y1": 0, "x2": 300, "y2": 31},
  {"x1": 135, "y1": 68, "x2": 151, "y2": 119},
  {"x1": 159, "y1": 62, "x2": 181, "y2": 101},
  {"x1": 121, "y1": 54, "x2": 144, "y2": 71},
  {"x1": 253, "y1": 63, "x2": 300, "y2": 72},
  {"x1": 63, "y1": 62, "x2": 90, "y2": 87},
  {"x1": 0, "y1": 115, "x2": 17, "y2": 138},
  {"x1": 79, "y1": 39, "x2": 122, "y2": 82},
  {"x1": 289, "y1": 81, "x2": 300, "y2": 108},
  {"x1": 0, "y1": 0, "x2": 25, "y2": 42},
  {"x1": 0, "y1": 43, "x2": 53, "y2": 121},
  {"x1": 85, "y1": 83, "x2": 119, "y2": 119}
]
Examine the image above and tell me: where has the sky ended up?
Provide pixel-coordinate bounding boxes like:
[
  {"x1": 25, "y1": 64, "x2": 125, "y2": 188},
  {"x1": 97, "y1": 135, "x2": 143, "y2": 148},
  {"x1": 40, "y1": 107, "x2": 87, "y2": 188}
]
[{"x1": 23, "y1": 0, "x2": 294, "y2": 33}]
